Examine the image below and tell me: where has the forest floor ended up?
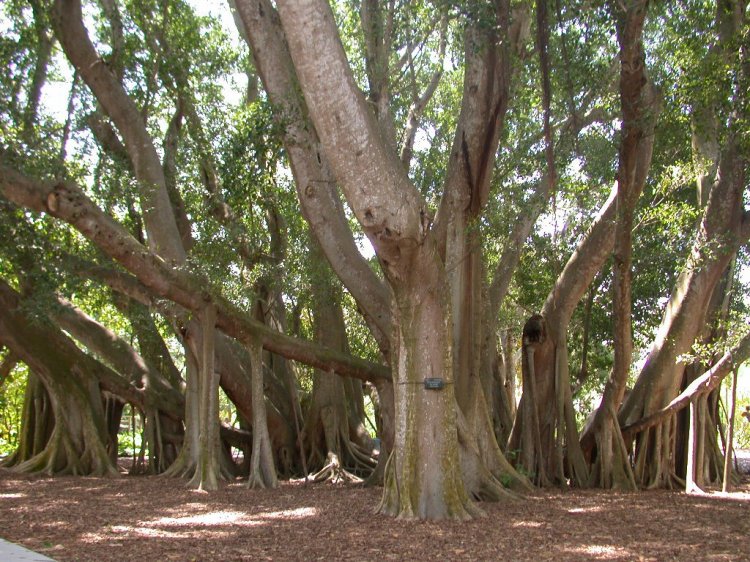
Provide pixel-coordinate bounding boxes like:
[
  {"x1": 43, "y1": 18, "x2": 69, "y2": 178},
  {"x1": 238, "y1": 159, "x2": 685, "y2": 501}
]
[{"x1": 1, "y1": 456, "x2": 749, "y2": 561}]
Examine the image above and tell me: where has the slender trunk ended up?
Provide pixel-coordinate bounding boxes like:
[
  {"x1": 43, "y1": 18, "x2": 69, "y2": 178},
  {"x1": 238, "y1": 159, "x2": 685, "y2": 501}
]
[
  {"x1": 190, "y1": 304, "x2": 221, "y2": 490},
  {"x1": 165, "y1": 348, "x2": 200, "y2": 478},
  {"x1": 722, "y1": 367, "x2": 739, "y2": 492},
  {"x1": 304, "y1": 245, "x2": 375, "y2": 481},
  {"x1": 0, "y1": 351, "x2": 19, "y2": 389},
  {"x1": 23, "y1": 0, "x2": 55, "y2": 136},
  {"x1": 2, "y1": 373, "x2": 52, "y2": 468},
  {"x1": 617, "y1": 0, "x2": 750, "y2": 489},
  {"x1": 509, "y1": 190, "x2": 624, "y2": 487},
  {"x1": 585, "y1": 0, "x2": 651, "y2": 490},
  {"x1": 52, "y1": 0, "x2": 186, "y2": 262},
  {"x1": 232, "y1": 0, "x2": 392, "y2": 358},
  {"x1": 247, "y1": 337, "x2": 278, "y2": 488},
  {"x1": 685, "y1": 398, "x2": 703, "y2": 493}
]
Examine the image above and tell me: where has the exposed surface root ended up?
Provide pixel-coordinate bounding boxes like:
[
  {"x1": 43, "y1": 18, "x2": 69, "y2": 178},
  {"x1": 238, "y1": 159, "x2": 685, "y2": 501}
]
[{"x1": 311, "y1": 452, "x2": 363, "y2": 484}]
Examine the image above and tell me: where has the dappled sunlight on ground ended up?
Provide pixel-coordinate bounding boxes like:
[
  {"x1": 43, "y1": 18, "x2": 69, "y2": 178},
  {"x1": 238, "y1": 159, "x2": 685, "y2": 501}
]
[
  {"x1": 149, "y1": 506, "x2": 317, "y2": 527},
  {"x1": 561, "y1": 544, "x2": 633, "y2": 559},
  {"x1": 566, "y1": 505, "x2": 604, "y2": 514},
  {"x1": 511, "y1": 520, "x2": 545, "y2": 528},
  {"x1": 78, "y1": 506, "x2": 322, "y2": 543},
  {"x1": 1, "y1": 469, "x2": 749, "y2": 561}
]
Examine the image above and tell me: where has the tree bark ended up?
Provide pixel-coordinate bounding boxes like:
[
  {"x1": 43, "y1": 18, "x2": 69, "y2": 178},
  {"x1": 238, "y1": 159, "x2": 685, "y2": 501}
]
[
  {"x1": 51, "y1": 0, "x2": 185, "y2": 263},
  {"x1": 620, "y1": 331, "x2": 750, "y2": 440},
  {"x1": 617, "y1": 0, "x2": 750, "y2": 489},
  {"x1": 0, "y1": 165, "x2": 390, "y2": 385},
  {"x1": 246, "y1": 337, "x2": 278, "y2": 488},
  {"x1": 722, "y1": 366, "x2": 739, "y2": 492},
  {"x1": 618, "y1": 111, "x2": 749, "y2": 488},
  {"x1": 0, "y1": 350, "x2": 19, "y2": 389},
  {"x1": 232, "y1": 0, "x2": 392, "y2": 359},
  {"x1": 0, "y1": 281, "x2": 118, "y2": 476},
  {"x1": 585, "y1": 0, "x2": 652, "y2": 490},
  {"x1": 190, "y1": 303, "x2": 221, "y2": 490},
  {"x1": 378, "y1": 253, "x2": 479, "y2": 519},
  {"x1": 304, "y1": 243, "x2": 376, "y2": 481},
  {"x1": 23, "y1": 0, "x2": 56, "y2": 136},
  {"x1": 509, "y1": 188, "x2": 615, "y2": 486},
  {"x1": 276, "y1": 0, "x2": 494, "y2": 518}
]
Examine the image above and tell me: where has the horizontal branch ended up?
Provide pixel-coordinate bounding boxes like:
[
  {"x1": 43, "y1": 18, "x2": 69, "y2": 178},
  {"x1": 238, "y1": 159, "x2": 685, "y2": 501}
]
[
  {"x1": 621, "y1": 331, "x2": 750, "y2": 441},
  {"x1": 0, "y1": 165, "x2": 391, "y2": 384}
]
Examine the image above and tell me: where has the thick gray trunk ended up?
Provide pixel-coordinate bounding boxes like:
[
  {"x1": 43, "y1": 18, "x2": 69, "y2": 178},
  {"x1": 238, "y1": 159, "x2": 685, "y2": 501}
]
[
  {"x1": 276, "y1": 0, "x2": 496, "y2": 518},
  {"x1": 378, "y1": 255, "x2": 478, "y2": 519}
]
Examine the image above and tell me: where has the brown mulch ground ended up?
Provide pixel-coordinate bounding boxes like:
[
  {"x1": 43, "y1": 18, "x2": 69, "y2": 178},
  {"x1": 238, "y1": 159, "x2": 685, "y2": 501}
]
[{"x1": 1, "y1": 466, "x2": 749, "y2": 562}]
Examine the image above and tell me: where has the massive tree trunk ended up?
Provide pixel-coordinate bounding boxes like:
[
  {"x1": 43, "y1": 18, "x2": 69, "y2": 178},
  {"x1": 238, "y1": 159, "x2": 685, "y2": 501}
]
[
  {"x1": 380, "y1": 249, "x2": 479, "y2": 519},
  {"x1": 436, "y1": 4, "x2": 530, "y2": 497},
  {"x1": 276, "y1": 0, "x2": 479, "y2": 519}
]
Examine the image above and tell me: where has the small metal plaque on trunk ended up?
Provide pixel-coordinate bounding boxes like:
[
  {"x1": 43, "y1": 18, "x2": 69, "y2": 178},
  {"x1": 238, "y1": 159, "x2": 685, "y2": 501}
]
[{"x1": 423, "y1": 378, "x2": 445, "y2": 390}]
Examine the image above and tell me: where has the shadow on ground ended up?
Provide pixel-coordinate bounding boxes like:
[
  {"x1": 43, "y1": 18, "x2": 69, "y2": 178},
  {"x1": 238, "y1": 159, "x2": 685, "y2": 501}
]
[{"x1": 1, "y1": 467, "x2": 749, "y2": 561}]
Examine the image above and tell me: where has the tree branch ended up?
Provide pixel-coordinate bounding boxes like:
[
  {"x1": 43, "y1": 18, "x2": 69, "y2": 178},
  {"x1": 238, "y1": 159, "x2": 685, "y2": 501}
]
[
  {"x1": 276, "y1": 0, "x2": 426, "y2": 273},
  {"x1": 51, "y1": 0, "x2": 185, "y2": 262},
  {"x1": 0, "y1": 165, "x2": 391, "y2": 384},
  {"x1": 233, "y1": 0, "x2": 392, "y2": 355},
  {"x1": 621, "y1": 331, "x2": 750, "y2": 441}
]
